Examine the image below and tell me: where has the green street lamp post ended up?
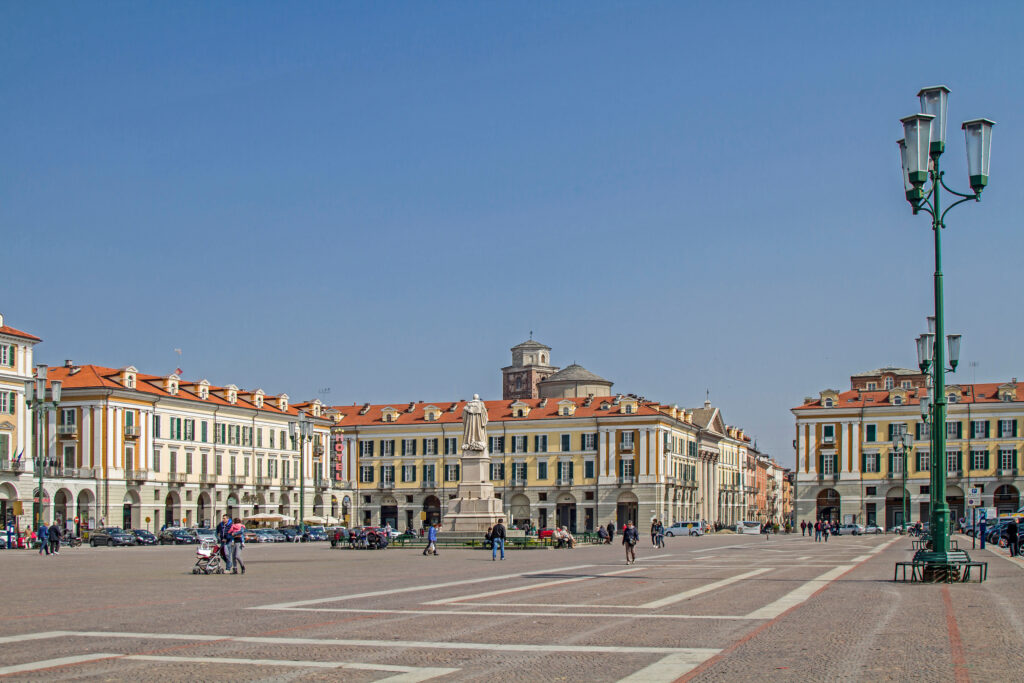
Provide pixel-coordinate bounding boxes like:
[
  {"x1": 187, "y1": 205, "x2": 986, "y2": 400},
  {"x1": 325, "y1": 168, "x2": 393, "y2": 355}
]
[
  {"x1": 25, "y1": 365, "x2": 62, "y2": 528},
  {"x1": 891, "y1": 430, "x2": 912, "y2": 529},
  {"x1": 898, "y1": 85, "x2": 994, "y2": 578},
  {"x1": 291, "y1": 411, "x2": 314, "y2": 533}
]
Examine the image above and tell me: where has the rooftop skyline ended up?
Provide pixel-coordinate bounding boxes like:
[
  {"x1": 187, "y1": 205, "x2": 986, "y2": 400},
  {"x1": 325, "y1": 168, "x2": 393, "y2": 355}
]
[{"x1": 4, "y1": 3, "x2": 1023, "y2": 466}]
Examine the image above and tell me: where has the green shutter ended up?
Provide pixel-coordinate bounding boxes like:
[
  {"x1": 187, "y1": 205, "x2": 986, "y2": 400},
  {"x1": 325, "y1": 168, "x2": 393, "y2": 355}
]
[
  {"x1": 957, "y1": 452, "x2": 963, "y2": 472},
  {"x1": 888, "y1": 424, "x2": 894, "y2": 441},
  {"x1": 984, "y1": 450, "x2": 990, "y2": 470},
  {"x1": 888, "y1": 452, "x2": 894, "y2": 474},
  {"x1": 861, "y1": 453, "x2": 867, "y2": 472},
  {"x1": 956, "y1": 422, "x2": 963, "y2": 439},
  {"x1": 1014, "y1": 449, "x2": 1019, "y2": 470},
  {"x1": 985, "y1": 421, "x2": 991, "y2": 438},
  {"x1": 1015, "y1": 421, "x2": 1019, "y2": 438},
  {"x1": 569, "y1": 462, "x2": 574, "y2": 480},
  {"x1": 915, "y1": 423, "x2": 921, "y2": 440}
]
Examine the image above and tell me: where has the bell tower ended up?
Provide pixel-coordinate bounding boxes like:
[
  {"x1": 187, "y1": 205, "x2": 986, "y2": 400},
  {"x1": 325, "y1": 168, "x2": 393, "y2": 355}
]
[{"x1": 502, "y1": 339, "x2": 558, "y2": 400}]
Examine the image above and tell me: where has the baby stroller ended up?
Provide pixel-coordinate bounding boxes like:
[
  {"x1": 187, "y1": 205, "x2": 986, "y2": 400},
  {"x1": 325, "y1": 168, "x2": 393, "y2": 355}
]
[{"x1": 192, "y1": 541, "x2": 225, "y2": 574}]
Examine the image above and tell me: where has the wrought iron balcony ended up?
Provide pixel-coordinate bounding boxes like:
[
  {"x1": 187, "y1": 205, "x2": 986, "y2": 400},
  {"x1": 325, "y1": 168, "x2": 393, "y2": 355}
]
[
  {"x1": 57, "y1": 424, "x2": 78, "y2": 436},
  {"x1": 167, "y1": 472, "x2": 187, "y2": 483},
  {"x1": 124, "y1": 425, "x2": 141, "y2": 438},
  {"x1": 617, "y1": 476, "x2": 636, "y2": 486},
  {"x1": 127, "y1": 469, "x2": 149, "y2": 481}
]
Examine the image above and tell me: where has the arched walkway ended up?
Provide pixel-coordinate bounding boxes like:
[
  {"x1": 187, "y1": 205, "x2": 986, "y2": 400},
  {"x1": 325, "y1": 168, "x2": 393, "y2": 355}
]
[
  {"x1": 817, "y1": 488, "x2": 840, "y2": 523},
  {"x1": 616, "y1": 491, "x2": 638, "y2": 528},
  {"x1": 556, "y1": 492, "x2": 577, "y2": 533},
  {"x1": 341, "y1": 495, "x2": 351, "y2": 526},
  {"x1": 509, "y1": 494, "x2": 531, "y2": 528},
  {"x1": 54, "y1": 488, "x2": 73, "y2": 526},
  {"x1": 423, "y1": 495, "x2": 441, "y2": 527},
  {"x1": 0, "y1": 482, "x2": 19, "y2": 531},
  {"x1": 76, "y1": 489, "x2": 95, "y2": 535},
  {"x1": 226, "y1": 493, "x2": 238, "y2": 522},
  {"x1": 380, "y1": 495, "x2": 398, "y2": 528},
  {"x1": 196, "y1": 491, "x2": 212, "y2": 528},
  {"x1": 122, "y1": 490, "x2": 141, "y2": 529},
  {"x1": 164, "y1": 491, "x2": 181, "y2": 529},
  {"x1": 330, "y1": 495, "x2": 339, "y2": 518},
  {"x1": 884, "y1": 486, "x2": 909, "y2": 528},
  {"x1": 995, "y1": 484, "x2": 1020, "y2": 514},
  {"x1": 33, "y1": 486, "x2": 50, "y2": 527},
  {"x1": 946, "y1": 484, "x2": 965, "y2": 524},
  {"x1": 313, "y1": 494, "x2": 324, "y2": 517}
]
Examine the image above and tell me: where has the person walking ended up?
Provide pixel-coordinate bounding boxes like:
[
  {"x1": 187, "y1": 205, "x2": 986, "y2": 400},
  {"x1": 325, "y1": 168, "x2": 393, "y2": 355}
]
[
  {"x1": 423, "y1": 522, "x2": 439, "y2": 556},
  {"x1": 216, "y1": 515, "x2": 232, "y2": 566},
  {"x1": 36, "y1": 521, "x2": 49, "y2": 556},
  {"x1": 1005, "y1": 518, "x2": 1020, "y2": 557},
  {"x1": 656, "y1": 520, "x2": 666, "y2": 549},
  {"x1": 800, "y1": 520, "x2": 807, "y2": 537},
  {"x1": 606, "y1": 521, "x2": 615, "y2": 544},
  {"x1": 622, "y1": 521, "x2": 638, "y2": 564},
  {"x1": 228, "y1": 520, "x2": 246, "y2": 574},
  {"x1": 491, "y1": 518, "x2": 506, "y2": 561},
  {"x1": 650, "y1": 519, "x2": 659, "y2": 548},
  {"x1": 48, "y1": 520, "x2": 61, "y2": 555},
  {"x1": 822, "y1": 523, "x2": 830, "y2": 543}
]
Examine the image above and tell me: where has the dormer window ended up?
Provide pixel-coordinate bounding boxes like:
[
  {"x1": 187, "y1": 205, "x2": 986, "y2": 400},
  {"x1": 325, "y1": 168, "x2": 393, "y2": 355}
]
[
  {"x1": 510, "y1": 400, "x2": 530, "y2": 418},
  {"x1": 884, "y1": 377, "x2": 894, "y2": 390},
  {"x1": 120, "y1": 366, "x2": 137, "y2": 389},
  {"x1": 381, "y1": 407, "x2": 399, "y2": 423},
  {"x1": 278, "y1": 394, "x2": 289, "y2": 412},
  {"x1": 558, "y1": 400, "x2": 576, "y2": 417},
  {"x1": 893, "y1": 396, "x2": 903, "y2": 405},
  {"x1": 823, "y1": 398, "x2": 834, "y2": 408},
  {"x1": 619, "y1": 398, "x2": 638, "y2": 415},
  {"x1": 424, "y1": 405, "x2": 440, "y2": 422},
  {"x1": 225, "y1": 384, "x2": 238, "y2": 405},
  {"x1": 254, "y1": 389, "x2": 265, "y2": 409},
  {"x1": 164, "y1": 374, "x2": 179, "y2": 396},
  {"x1": 901, "y1": 380, "x2": 912, "y2": 389},
  {"x1": 198, "y1": 380, "x2": 210, "y2": 400},
  {"x1": 311, "y1": 400, "x2": 322, "y2": 418},
  {"x1": 866, "y1": 382, "x2": 878, "y2": 391},
  {"x1": 947, "y1": 394, "x2": 958, "y2": 403}
]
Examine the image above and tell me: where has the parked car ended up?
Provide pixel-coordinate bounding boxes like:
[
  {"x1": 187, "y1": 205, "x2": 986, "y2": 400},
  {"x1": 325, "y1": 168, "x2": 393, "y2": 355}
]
[
  {"x1": 863, "y1": 524, "x2": 883, "y2": 535},
  {"x1": 278, "y1": 527, "x2": 301, "y2": 542},
  {"x1": 158, "y1": 528, "x2": 196, "y2": 545},
  {"x1": 89, "y1": 527, "x2": 136, "y2": 547},
  {"x1": 537, "y1": 528, "x2": 555, "y2": 539},
  {"x1": 306, "y1": 526, "x2": 327, "y2": 542},
  {"x1": 190, "y1": 528, "x2": 217, "y2": 544},
  {"x1": 664, "y1": 521, "x2": 704, "y2": 537},
  {"x1": 838, "y1": 523, "x2": 865, "y2": 536},
  {"x1": 329, "y1": 528, "x2": 350, "y2": 547},
  {"x1": 264, "y1": 528, "x2": 287, "y2": 542},
  {"x1": 130, "y1": 529, "x2": 158, "y2": 546}
]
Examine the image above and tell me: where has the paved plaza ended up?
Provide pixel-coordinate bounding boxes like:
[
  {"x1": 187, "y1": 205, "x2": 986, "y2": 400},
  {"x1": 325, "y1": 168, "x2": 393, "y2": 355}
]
[{"x1": 1, "y1": 533, "x2": 1024, "y2": 681}]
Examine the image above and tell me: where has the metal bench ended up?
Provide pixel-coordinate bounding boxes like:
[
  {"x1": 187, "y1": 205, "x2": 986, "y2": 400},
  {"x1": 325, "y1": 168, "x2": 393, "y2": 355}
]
[
  {"x1": 961, "y1": 561, "x2": 988, "y2": 582},
  {"x1": 894, "y1": 561, "x2": 924, "y2": 582}
]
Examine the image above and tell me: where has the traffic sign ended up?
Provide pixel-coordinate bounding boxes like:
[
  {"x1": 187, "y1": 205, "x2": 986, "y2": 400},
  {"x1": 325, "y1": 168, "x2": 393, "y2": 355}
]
[
  {"x1": 74, "y1": 516, "x2": 79, "y2": 524},
  {"x1": 969, "y1": 487, "x2": 981, "y2": 497},
  {"x1": 967, "y1": 497, "x2": 979, "y2": 507}
]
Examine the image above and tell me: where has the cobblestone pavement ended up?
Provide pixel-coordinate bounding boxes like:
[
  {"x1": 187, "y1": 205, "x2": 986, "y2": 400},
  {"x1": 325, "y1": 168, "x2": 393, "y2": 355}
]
[{"x1": 0, "y1": 532, "x2": 1021, "y2": 681}]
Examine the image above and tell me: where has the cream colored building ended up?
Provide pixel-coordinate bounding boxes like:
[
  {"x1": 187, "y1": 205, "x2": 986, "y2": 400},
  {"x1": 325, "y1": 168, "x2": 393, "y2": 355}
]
[
  {"x1": 0, "y1": 359, "x2": 349, "y2": 534},
  {"x1": 0, "y1": 313, "x2": 41, "y2": 525},
  {"x1": 793, "y1": 367, "x2": 1024, "y2": 528}
]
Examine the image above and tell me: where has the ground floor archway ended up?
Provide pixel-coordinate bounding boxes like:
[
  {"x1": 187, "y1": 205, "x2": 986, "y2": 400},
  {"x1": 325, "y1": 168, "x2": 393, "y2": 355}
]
[
  {"x1": 556, "y1": 492, "x2": 577, "y2": 533},
  {"x1": 313, "y1": 494, "x2": 324, "y2": 517},
  {"x1": 54, "y1": 488, "x2": 73, "y2": 526},
  {"x1": 946, "y1": 484, "x2": 965, "y2": 524},
  {"x1": 76, "y1": 489, "x2": 95, "y2": 535},
  {"x1": 995, "y1": 484, "x2": 1020, "y2": 514},
  {"x1": 616, "y1": 491, "x2": 638, "y2": 528},
  {"x1": 509, "y1": 494, "x2": 530, "y2": 528},
  {"x1": 884, "y1": 487, "x2": 909, "y2": 528},
  {"x1": 122, "y1": 490, "x2": 141, "y2": 530},
  {"x1": 164, "y1": 491, "x2": 181, "y2": 529},
  {"x1": 381, "y1": 495, "x2": 398, "y2": 528},
  {"x1": 423, "y1": 495, "x2": 441, "y2": 527},
  {"x1": 817, "y1": 488, "x2": 840, "y2": 523},
  {"x1": 197, "y1": 491, "x2": 212, "y2": 528}
]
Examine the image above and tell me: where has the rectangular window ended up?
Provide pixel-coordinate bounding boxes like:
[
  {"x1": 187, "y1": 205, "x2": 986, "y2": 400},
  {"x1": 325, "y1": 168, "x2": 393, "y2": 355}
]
[
  {"x1": 917, "y1": 451, "x2": 930, "y2": 472},
  {"x1": 269, "y1": 430, "x2": 275, "y2": 448},
  {"x1": 445, "y1": 464, "x2": 460, "y2": 482},
  {"x1": 169, "y1": 451, "x2": 177, "y2": 473},
  {"x1": 360, "y1": 465, "x2": 374, "y2": 483},
  {"x1": 1000, "y1": 449, "x2": 1016, "y2": 471},
  {"x1": 535, "y1": 435, "x2": 548, "y2": 453},
  {"x1": 512, "y1": 462, "x2": 527, "y2": 481},
  {"x1": 445, "y1": 437, "x2": 458, "y2": 455},
  {"x1": 422, "y1": 464, "x2": 435, "y2": 483},
  {"x1": 216, "y1": 454, "x2": 223, "y2": 476},
  {"x1": 360, "y1": 441, "x2": 373, "y2": 457},
  {"x1": 153, "y1": 451, "x2": 161, "y2": 472},
  {"x1": 946, "y1": 450, "x2": 960, "y2": 473},
  {"x1": 946, "y1": 421, "x2": 961, "y2": 440},
  {"x1": 382, "y1": 465, "x2": 395, "y2": 484},
  {"x1": 822, "y1": 424, "x2": 835, "y2": 443},
  {"x1": 583, "y1": 433, "x2": 597, "y2": 451},
  {"x1": 153, "y1": 416, "x2": 161, "y2": 438},
  {"x1": 62, "y1": 444, "x2": 75, "y2": 468},
  {"x1": 185, "y1": 453, "x2": 193, "y2": 474},
  {"x1": 184, "y1": 419, "x2": 195, "y2": 441},
  {"x1": 402, "y1": 439, "x2": 416, "y2": 456},
  {"x1": 489, "y1": 462, "x2": 505, "y2": 480},
  {"x1": 864, "y1": 453, "x2": 879, "y2": 473},
  {"x1": 561, "y1": 434, "x2": 571, "y2": 452},
  {"x1": 822, "y1": 454, "x2": 834, "y2": 474},
  {"x1": 621, "y1": 459, "x2": 634, "y2": 477},
  {"x1": 0, "y1": 344, "x2": 11, "y2": 366},
  {"x1": 865, "y1": 424, "x2": 876, "y2": 442},
  {"x1": 256, "y1": 459, "x2": 262, "y2": 477},
  {"x1": 244, "y1": 458, "x2": 250, "y2": 477},
  {"x1": 402, "y1": 464, "x2": 416, "y2": 482},
  {"x1": 891, "y1": 453, "x2": 903, "y2": 475},
  {"x1": 230, "y1": 456, "x2": 236, "y2": 476},
  {"x1": 620, "y1": 432, "x2": 634, "y2": 450},
  {"x1": 256, "y1": 428, "x2": 262, "y2": 448},
  {"x1": 1000, "y1": 419, "x2": 1017, "y2": 438},
  {"x1": 972, "y1": 420, "x2": 988, "y2": 439},
  {"x1": 201, "y1": 454, "x2": 208, "y2": 475},
  {"x1": 511, "y1": 435, "x2": 526, "y2": 453},
  {"x1": 537, "y1": 461, "x2": 548, "y2": 479},
  {"x1": 584, "y1": 460, "x2": 595, "y2": 478},
  {"x1": 382, "y1": 440, "x2": 395, "y2": 457},
  {"x1": 558, "y1": 461, "x2": 572, "y2": 482},
  {"x1": 201, "y1": 421, "x2": 208, "y2": 443},
  {"x1": 424, "y1": 438, "x2": 437, "y2": 456},
  {"x1": 60, "y1": 408, "x2": 76, "y2": 426},
  {"x1": 971, "y1": 450, "x2": 987, "y2": 470}
]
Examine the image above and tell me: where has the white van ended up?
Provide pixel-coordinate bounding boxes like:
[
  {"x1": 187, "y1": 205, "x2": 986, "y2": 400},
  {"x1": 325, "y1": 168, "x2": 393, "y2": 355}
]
[
  {"x1": 664, "y1": 521, "x2": 705, "y2": 537},
  {"x1": 737, "y1": 521, "x2": 762, "y2": 535}
]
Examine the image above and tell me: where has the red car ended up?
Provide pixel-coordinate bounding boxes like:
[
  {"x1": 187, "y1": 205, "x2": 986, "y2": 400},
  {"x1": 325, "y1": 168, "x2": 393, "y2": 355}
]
[{"x1": 537, "y1": 528, "x2": 555, "y2": 539}]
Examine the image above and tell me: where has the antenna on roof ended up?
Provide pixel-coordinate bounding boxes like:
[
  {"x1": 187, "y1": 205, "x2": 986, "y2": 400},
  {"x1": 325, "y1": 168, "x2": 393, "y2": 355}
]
[{"x1": 529, "y1": 330, "x2": 533, "y2": 339}]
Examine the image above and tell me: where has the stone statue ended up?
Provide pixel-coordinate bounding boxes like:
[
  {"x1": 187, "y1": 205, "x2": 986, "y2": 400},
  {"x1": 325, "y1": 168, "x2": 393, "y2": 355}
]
[{"x1": 461, "y1": 394, "x2": 488, "y2": 453}]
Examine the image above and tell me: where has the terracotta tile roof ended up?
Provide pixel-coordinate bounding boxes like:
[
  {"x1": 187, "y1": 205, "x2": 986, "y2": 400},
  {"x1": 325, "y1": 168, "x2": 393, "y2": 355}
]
[
  {"x1": 328, "y1": 396, "x2": 667, "y2": 427},
  {"x1": 793, "y1": 382, "x2": 1020, "y2": 410},
  {"x1": 0, "y1": 325, "x2": 41, "y2": 342},
  {"x1": 45, "y1": 364, "x2": 307, "y2": 417}
]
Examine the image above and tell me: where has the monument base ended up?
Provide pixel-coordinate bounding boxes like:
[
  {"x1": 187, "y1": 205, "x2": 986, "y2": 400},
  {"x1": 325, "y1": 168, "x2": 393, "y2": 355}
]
[{"x1": 445, "y1": 450, "x2": 503, "y2": 532}]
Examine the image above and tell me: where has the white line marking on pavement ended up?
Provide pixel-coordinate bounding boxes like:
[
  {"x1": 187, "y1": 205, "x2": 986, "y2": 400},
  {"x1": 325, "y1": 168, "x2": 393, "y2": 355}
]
[
  {"x1": 743, "y1": 565, "x2": 852, "y2": 619},
  {"x1": 640, "y1": 568, "x2": 772, "y2": 609},
  {"x1": 423, "y1": 566, "x2": 644, "y2": 605},
  {"x1": 23, "y1": 630, "x2": 718, "y2": 654},
  {"x1": 252, "y1": 563, "x2": 595, "y2": 610},
  {"x1": 122, "y1": 655, "x2": 458, "y2": 681},
  {"x1": 798, "y1": 556, "x2": 812, "y2": 560},
  {"x1": 617, "y1": 651, "x2": 719, "y2": 682},
  {"x1": 0, "y1": 631, "x2": 69, "y2": 645},
  {"x1": 0, "y1": 653, "x2": 119, "y2": 675},
  {"x1": 851, "y1": 554, "x2": 871, "y2": 562},
  {"x1": 692, "y1": 545, "x2": 744, "y2": 553},
  {"x1": 270, "y1": 606, "x2": 755, "y2": 620}
]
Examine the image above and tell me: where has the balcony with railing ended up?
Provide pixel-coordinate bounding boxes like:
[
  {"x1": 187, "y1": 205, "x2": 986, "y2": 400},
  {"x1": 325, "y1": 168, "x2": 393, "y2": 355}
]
[
  {"x1": 999, "y1": 468, "x2": 1019, "y2": 477},
  {"x1": 167, "y1": 472, "x2": 187, "y2": 483},
  {"x1": 199, "y1": 473, "x2": 217, "y2": 485},
  {"x1": 57, "y1": 424, "x2": 78, "y2": 436},
  {"x1": 555, "y1": 478, "x2": 573, "y2": 487},
  {"x1": 420, "y1": 480, "x2": 438, "y2": 489},
  {"x1": 315, "y1": 478, "x2": 330, "y2": 490},
  {"x1": 229, "y1": 475, "x2": 246, "y2": 485},
  {"x1": 255, "y1": 476, "x2": 271, "y2": 487},
  {"x1": 617, "y1": 476, "x2": 636, "y2": 486},
  {"x1": 124, "y1": 425, "x2": 141, "y2": 438},
  {"x1": 127, "y1": 469, "x2": 149, "y2": 481},
  {"x1": 281, "y1": 477, "x2": 295, "y2": 487},
  {"x1": 0, "y1": 460, "x2": 26, "y2": 473},
  {"x1": 380, "y1": 480, "x2": 395, "y2": 489},
  {"x1": 510, "y1": 478, "x2": 528, "y2": 488}
]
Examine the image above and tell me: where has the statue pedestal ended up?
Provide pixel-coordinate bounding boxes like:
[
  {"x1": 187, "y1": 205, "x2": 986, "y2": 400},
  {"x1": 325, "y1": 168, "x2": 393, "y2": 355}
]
[{"x1": 445, "y1": 449, "x2": 503, "y2": 532}]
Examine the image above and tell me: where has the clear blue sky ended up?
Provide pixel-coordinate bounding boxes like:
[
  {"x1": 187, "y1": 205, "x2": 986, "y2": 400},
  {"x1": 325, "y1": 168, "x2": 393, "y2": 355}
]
[{"x1": 4, "y1": 2, "x2": 1023, "y2": 466}]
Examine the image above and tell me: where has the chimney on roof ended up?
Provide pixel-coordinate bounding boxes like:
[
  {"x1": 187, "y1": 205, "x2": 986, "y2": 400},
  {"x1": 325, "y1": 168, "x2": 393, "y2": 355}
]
[
  {"x1": 64, "y1": 359, "x2": 73, "y2": 368},
  {"x1": 704, "y1": 399, "x2": 712, "y2": 409},
  {"x1": 804, "y1": 397, "x2": 814, "y2": 404},
  {"x1": 406, "y1": 402, "x2": 415, "y2": 413},
  {"x1": 359, "y1": 403, "x2": 370, "y2": 415}
]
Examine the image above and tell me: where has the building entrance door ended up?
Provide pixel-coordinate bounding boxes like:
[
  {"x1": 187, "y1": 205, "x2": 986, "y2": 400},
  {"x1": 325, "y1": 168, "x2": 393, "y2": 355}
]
[
  {"x1": 556, "y1": 503, "x2": 576, "y2": 533},
  {"x1": 380, "y1": 505, "x2": 398, "y2": 528}
]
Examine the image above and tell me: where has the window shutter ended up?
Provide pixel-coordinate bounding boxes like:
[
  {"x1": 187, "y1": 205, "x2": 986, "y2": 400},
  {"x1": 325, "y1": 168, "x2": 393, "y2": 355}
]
[
  {"x1": 1015, "y1": 449, "x2": 1019, "y2": 470},
  {"x1": 618, "y1": 459, "x2": 624, "y2": 477},
  {"x1": 888, "y1": 452, "x2": 894, "y2": 474},
  {"x1": 984, "y1": 451, "x2": 990, "y2": 470},
  {"x1": 455, "y1": 464, "x2": 460, "y2": 481},
  {"x1": 888, "y1": 424, "x2": 894, "y2": 441},
  {"x1": 861, "y1": 453, "x2": 867, "y2": 472},
  {"x1": 915, "y1": 423, "x2": 921, "y2": 440},
  {"x1": 1015, "y1": 421, "x2": 1019, "y2": 438},
  {"x1": 956, "y1": 422, "x2": 963, "y2": 439},
  {"x1": 401, "y1": 440, "x2": 406, "y2": 456},
  {"x1": 569, "y1": 462, "x2": 574, "y2": 480},
  {"x1": 985, "y1": 421, "x2": 991, "y2": 438}
]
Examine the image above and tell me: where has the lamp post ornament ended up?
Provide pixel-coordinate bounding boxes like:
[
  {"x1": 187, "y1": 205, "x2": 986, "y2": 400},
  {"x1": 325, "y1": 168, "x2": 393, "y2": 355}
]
[
  {"x1": 899, "y1": 85, "x2": 994, "y2": 578},
  {"x1": 25, "y1": 365, "x2": 61, "y2": 528}
]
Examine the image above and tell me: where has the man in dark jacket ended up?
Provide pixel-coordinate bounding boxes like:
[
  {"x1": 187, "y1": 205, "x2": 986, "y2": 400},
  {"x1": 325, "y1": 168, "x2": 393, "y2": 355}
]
[
  {"x1": 36, "y1": 522, "x2": 49, "y2": 556},
  {"x1": 606, "y1": 521, "x2": 615, "y2": 543},
  {"x1": 491, "y1": 518, "x2": 506, "y2": 561},
  {"x1": 622, "y1": 521, "x2": 639, "y2": 564},
  {"x1": 216, "y1": 515, "x2": 232, "y2": 568},
  {"x1": 48, "y1": 521, "x2": 61, "y2": 555},
  {"x1": 1006, "y1": 518, "x2": 1020, "y2": 557}
]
